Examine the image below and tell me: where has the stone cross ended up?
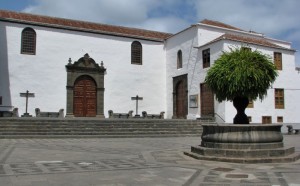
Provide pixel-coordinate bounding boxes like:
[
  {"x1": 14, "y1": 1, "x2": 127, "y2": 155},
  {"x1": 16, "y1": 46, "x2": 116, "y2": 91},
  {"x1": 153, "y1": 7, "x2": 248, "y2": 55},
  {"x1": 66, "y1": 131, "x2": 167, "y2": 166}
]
[
  {"x1": 20, "y1": 90, "x2": 35, "y2": 117},
  {"x1": 131, "y1": 95, "x2": 143, "y2": 117}
]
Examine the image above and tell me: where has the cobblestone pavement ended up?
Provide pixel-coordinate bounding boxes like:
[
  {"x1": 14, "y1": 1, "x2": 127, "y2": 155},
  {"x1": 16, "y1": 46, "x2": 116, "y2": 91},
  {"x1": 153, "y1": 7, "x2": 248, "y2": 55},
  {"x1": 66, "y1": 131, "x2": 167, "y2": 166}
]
[{"x1": 0, "y1": 136, "x2": 299, "y2": 186}]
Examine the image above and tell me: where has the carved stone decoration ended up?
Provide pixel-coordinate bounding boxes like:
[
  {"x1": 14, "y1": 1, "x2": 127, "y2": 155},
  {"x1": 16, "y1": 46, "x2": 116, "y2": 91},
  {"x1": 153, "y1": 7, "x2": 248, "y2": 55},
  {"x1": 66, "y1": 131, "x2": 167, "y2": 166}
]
[{"x1": 65, "y1": 54, "x2": 106, "y2": 118}]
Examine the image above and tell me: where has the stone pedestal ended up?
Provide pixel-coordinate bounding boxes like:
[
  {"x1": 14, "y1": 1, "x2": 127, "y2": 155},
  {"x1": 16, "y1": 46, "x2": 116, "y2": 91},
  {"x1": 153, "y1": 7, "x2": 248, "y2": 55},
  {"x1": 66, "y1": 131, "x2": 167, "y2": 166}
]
[{"x1": 184, "y1": 124, "x2": 300, "y2": 163}]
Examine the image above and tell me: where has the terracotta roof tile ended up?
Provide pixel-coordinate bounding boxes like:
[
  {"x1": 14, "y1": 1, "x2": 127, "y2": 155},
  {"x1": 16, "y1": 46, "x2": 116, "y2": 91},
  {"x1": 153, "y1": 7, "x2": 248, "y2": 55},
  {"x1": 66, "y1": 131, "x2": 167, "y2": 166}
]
[
  {"x1": 200, "y1": 19, "x2": 244, "y2": 31},
  {"x1": 0, "y1": 10, "x2": 172, "y2": 41},
  {"x1": 200, "y1": 34, "x2": 294, "y2": 51}
]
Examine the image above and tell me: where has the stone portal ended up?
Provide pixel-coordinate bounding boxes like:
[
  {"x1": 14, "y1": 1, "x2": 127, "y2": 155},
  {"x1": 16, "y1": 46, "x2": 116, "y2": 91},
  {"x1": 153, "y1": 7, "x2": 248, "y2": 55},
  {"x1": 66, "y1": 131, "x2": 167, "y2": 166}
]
[{"x1": 65, "y1": 54, "x2": 106, "y2": 118}]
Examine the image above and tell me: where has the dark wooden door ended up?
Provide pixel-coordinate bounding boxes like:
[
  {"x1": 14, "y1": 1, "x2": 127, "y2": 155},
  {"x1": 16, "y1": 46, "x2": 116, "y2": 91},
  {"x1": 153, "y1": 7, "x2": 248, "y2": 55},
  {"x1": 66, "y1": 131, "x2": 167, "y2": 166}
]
[
  {"x1": 74, "y1": 76, "x2": 97, "y2": 117},
  {"x1": 176, "y1": 81, "x2": 187, "y2": 118},
  {"x1": 200, "y1": 83, "x2": 214, "y2": 116}
]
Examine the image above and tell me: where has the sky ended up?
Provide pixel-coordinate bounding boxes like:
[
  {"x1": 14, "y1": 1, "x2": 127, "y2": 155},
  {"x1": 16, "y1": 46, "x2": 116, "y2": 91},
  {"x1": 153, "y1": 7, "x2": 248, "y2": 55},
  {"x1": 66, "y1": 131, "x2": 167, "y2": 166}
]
[{"x1": 0, "y1": 0, "x2": 299, "y2": 66}]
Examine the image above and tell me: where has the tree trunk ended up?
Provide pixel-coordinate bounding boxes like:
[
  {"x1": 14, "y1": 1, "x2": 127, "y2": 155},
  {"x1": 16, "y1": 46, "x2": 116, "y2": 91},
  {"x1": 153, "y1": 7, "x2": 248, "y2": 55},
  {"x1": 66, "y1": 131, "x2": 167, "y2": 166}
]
[{"x1": 233, "y1": 96, "x2": 249, "y2": 124}]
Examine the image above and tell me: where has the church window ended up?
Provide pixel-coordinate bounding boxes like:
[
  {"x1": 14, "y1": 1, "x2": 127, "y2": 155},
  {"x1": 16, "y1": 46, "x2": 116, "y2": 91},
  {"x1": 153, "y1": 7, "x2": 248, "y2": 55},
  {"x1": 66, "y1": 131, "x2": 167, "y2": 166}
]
[
  {"x1": 131, "y1": 41, "x2": 142, "y2": 65},
  {"x1": 0, "y1": 96, "x2": 2, "y2": 105},
  {"x1": 274, "y1": 52, "x2": 282, "y2": 70},
  {"x1": 275, "y1": 88, "x2": 284, "y2": 109},
  {"x1": 21, "y1": 27, "x2": 36, "y2": 55},
  {"x1": 177, "y1": 50, "x2": 182, "y2": 69},
  {"x1": 202, "y1": 48, "x2": 210, "y2": 68}
]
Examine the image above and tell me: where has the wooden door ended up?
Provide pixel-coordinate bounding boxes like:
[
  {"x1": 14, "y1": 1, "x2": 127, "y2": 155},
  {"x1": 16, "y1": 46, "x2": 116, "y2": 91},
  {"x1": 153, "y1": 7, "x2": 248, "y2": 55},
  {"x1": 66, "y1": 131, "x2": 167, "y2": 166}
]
[
  {"x1": 200, "y1": 83, "x2": 214, "y2": 116},
  {"x1": 74, "y1": 76, "x2": 97, "y2": 117},
  {"x1": 176, "y1": 81, "x2": 187, "y2": 118}
]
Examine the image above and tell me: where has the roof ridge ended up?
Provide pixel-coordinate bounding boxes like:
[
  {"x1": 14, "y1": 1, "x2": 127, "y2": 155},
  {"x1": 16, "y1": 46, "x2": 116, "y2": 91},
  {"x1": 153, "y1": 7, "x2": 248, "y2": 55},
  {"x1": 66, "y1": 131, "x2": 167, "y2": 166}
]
[
  {"x1": 0, "y1": 9, "x2": 173, "y2": 41},
  {"x1": 199, "y1": 19, "x2": 244, "y2": 31},
  {"x1": 199, "y1": 33, "x2": 294, "y2": 51}
]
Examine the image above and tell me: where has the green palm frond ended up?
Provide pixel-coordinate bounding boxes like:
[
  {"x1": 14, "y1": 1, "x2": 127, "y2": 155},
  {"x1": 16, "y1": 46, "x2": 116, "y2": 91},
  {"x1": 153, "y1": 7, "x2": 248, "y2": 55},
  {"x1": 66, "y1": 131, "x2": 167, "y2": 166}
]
[{"x1": 205, "y1": 47, "x2": 278, "y2": 102}]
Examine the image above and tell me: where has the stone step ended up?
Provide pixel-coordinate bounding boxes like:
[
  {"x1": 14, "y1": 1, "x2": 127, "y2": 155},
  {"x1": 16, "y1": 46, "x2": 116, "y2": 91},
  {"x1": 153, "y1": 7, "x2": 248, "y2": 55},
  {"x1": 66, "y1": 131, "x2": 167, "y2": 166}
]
[
  {"x1": 0, "y1": 130, "x2": 202, "y2": 134},
  {"x1": 191, "y1": 145, "x2": 295, "y2": 158},
  {"x1": 0, "y1": 118, "x2": 204, "y2": 138},
  {"x1": 184, "y1": 151, "x2": 300, "y2": 163},
  {"x1": 0, "y1": 127, "x2": 202, "y2": 130},
  {"x1": 0, "y1": 134, "x2": 200, "y2": 139},
  {"x1": 0, "y1": 123, "x2": 203, "y2": 127}
]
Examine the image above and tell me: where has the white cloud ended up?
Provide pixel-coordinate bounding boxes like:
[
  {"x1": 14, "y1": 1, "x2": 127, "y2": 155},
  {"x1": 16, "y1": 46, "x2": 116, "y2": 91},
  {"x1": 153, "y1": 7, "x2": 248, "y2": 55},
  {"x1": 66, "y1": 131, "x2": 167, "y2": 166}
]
[
  {"x1": 128, "y1": 16, "x2": 191, "y2": 33},
  {"x1": 22, "y1": 0, "x2": 186, "y2": 32},
  {"x1": 193, "y1": 0, "x2": 300, "y2": 36}
]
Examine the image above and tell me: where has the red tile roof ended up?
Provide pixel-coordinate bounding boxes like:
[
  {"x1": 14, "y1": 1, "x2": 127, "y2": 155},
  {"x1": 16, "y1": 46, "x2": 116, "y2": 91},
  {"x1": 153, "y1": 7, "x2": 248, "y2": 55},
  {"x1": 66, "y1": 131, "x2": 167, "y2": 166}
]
[
  {"x1": 200, "y1": 19, "x2": 244, "y2": 31},
  {"x1": 200, "y1": 34, "x2": 294, "y2": 51},
  {"x1": 0, "y1": 10, "x2": 172, "y2": 41}
]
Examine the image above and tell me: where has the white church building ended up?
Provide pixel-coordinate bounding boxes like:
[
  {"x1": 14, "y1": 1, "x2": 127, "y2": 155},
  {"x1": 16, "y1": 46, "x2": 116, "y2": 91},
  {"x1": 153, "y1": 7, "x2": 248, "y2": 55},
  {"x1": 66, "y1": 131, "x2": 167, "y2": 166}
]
[{"x1": 0, "y1": 10, "x2": 300, "y2": 124}]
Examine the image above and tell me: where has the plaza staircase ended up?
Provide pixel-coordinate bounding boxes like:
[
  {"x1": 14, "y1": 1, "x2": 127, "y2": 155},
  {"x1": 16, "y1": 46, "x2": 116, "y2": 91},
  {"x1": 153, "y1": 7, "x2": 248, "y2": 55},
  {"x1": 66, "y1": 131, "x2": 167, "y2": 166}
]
[{"x1": 0, "y1": 118, "x2": 209, "y2": 138}]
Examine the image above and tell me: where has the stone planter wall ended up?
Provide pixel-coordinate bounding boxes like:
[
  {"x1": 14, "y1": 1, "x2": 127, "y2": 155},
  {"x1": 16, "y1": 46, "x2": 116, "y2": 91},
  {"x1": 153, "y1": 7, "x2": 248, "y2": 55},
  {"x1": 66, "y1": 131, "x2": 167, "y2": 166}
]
[{"x1": 184, "y1": 124, "x2": 300, "y2": 163}]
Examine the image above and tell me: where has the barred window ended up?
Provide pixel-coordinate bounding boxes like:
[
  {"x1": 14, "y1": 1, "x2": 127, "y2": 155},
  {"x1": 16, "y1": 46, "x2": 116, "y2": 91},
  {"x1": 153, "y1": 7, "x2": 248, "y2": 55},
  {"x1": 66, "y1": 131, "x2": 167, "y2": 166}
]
[
  {"x1": 177, "y1": 50, "x2": 182, "y2": 69},
  {"x1": 131, "y1": 41, "x2": 142, "y2": 65},
  {"x1": 21, "y1": 27, "x2": 36, "y2": 55},
  {"x1": 202, "y1": 48, "x2": 210, "y2": 68},
  {"x1": 274, "y1": 52, "x2": 282, "y2": 70},
  {"x1": 275, "y1": 89, "x2": 284, "y2": 109}
]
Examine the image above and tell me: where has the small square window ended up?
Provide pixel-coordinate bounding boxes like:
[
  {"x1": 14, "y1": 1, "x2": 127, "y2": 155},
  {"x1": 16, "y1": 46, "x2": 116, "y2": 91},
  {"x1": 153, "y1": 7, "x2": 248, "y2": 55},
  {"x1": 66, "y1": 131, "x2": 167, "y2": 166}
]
[
  {"x1": 247, "y1": 100, "x2": 254, "y2": 108},
  {"x1": 262, "y1": 116, "x2": 272, "y2": 124},
  {"x1": 277, "y1": 116, "x2": 283, "y2": 123}
]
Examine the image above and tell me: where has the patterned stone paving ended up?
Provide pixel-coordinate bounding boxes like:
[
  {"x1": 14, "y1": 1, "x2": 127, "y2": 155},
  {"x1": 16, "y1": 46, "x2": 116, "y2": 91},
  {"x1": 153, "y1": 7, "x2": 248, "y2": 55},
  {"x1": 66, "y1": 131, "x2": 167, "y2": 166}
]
[
  {"x1": 0, "y1": 137, "x2": 298, "y2": 185},
  {"x1": 0, "y1": 159, "x2": 164, "y2": 176}
]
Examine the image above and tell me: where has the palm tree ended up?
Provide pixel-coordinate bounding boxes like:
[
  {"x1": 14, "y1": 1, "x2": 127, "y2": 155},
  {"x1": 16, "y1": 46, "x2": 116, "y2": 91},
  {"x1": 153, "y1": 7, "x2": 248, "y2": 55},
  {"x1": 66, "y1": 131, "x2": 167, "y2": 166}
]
[{"x1": 205, "y1": 47, "x2": 278, "y2": 124}]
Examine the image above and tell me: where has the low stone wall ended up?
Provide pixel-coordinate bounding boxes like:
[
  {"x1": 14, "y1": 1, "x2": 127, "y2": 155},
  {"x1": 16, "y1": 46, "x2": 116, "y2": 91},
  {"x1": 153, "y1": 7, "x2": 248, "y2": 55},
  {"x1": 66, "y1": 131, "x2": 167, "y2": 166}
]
[
  {"x1": 108, "y1": 110, "x2": 133, "y2": 119},
  {"x1": 0, "y1": 108, "x2": 19, "y2": 117},
  {"x1": 142, "y1": 111, "x2": 165, "y2": 119},
  {"x1": 287, "y1": 125, "x2": 300, "y2": 134},
  {"x1": 35, "y1": 108, "x2": 64, "y2": 118}
]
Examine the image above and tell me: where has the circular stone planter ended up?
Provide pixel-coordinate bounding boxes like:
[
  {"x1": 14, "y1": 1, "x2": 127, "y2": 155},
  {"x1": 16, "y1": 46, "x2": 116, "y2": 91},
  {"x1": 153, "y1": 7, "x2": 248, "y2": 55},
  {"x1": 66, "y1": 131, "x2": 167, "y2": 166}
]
[
  {"x1": 201, "y1": 124, "x2": 283, "y2": 144},
  {"x1": 184, "y1": 124, "x2": 300, "y2": 163}
]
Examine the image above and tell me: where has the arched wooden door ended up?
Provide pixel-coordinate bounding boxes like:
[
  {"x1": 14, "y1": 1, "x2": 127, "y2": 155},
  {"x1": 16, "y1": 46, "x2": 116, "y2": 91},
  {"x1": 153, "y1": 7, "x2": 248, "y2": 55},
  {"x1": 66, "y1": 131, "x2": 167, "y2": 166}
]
[
  {"x1": 176, "y1": 80, "x2": 187, "y2": 118},
  {"x1": 73, "y1": 76, "x2": 97, "y2": 117}
]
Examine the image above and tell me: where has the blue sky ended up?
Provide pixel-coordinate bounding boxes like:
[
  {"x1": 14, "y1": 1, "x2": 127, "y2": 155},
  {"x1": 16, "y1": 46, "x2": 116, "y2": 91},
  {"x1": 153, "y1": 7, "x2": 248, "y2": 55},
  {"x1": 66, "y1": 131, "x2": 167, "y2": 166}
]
[{"x1": 0, "y1": 0, "x2": 299, "y2": 66}]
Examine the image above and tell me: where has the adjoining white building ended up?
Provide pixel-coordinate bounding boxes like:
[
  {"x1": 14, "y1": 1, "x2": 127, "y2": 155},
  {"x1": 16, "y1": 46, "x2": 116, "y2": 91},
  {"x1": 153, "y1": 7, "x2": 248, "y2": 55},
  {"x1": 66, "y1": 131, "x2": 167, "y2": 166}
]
[{"x1": 0, "y1": 10, "x2": 299, "y2": 125}]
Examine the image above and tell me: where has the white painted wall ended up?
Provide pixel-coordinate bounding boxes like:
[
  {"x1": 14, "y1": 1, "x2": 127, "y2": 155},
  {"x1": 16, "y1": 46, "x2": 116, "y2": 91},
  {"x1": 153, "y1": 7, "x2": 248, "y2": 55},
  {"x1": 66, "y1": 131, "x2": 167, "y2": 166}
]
[
  {"x1": 165, "y1": 26, "x2": 197, "y2": 119},
  {"x1": 0, "y1": 23, "x2": 11, "y2": 111},
  {"x1": 1, "y1": 22, "x2": 166, "y2": 117},
  {"x1": 165, "y1": 26, "x2": 225, "y2": 120}
]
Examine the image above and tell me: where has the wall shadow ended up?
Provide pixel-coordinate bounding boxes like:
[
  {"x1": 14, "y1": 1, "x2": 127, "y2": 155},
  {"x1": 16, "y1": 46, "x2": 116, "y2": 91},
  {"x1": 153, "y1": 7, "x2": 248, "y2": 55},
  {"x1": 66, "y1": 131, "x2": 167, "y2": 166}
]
[{"x1": 0, "y1": 23, "x2": 12, "y2": 112}]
